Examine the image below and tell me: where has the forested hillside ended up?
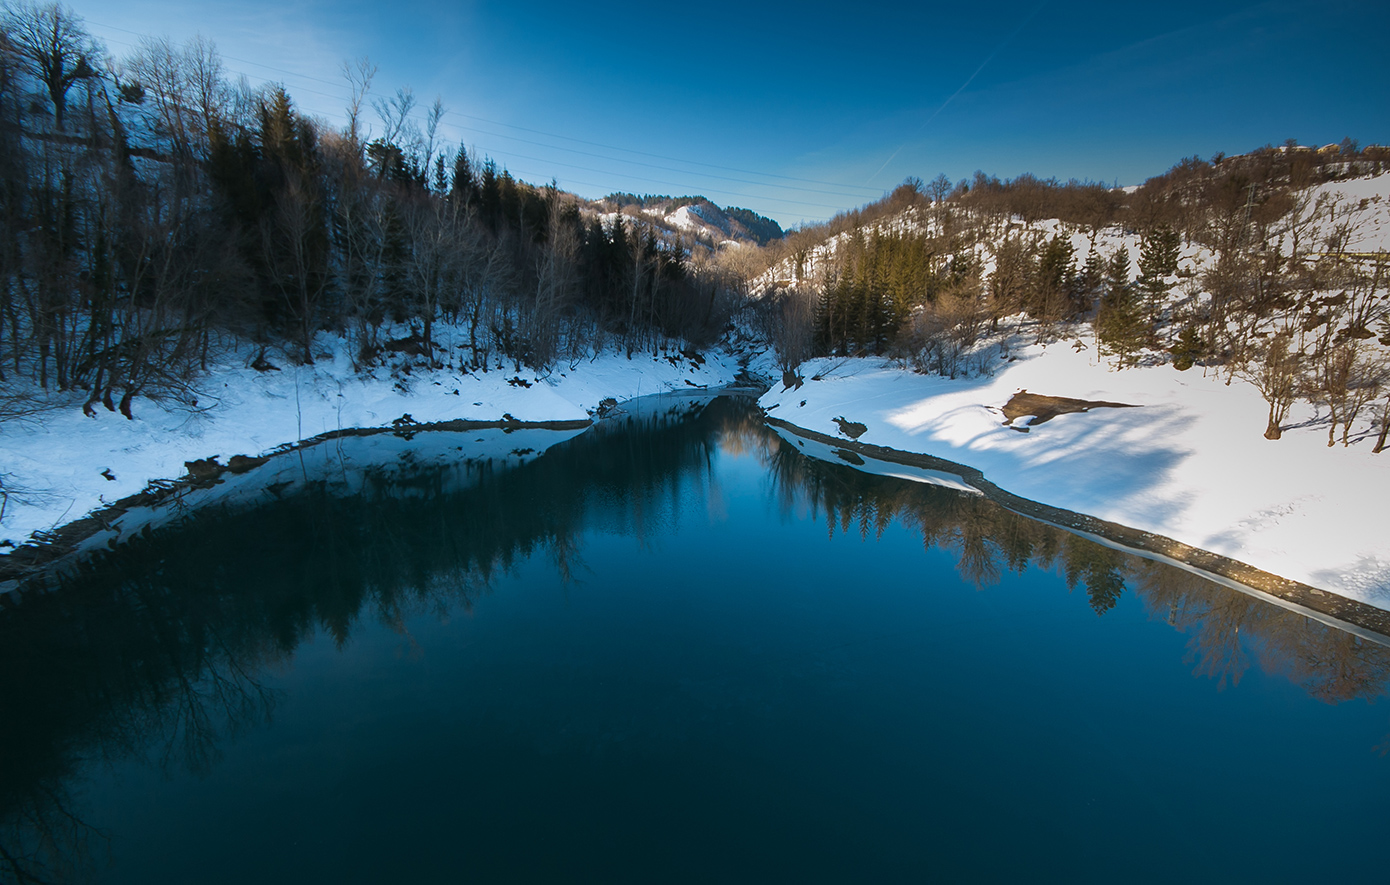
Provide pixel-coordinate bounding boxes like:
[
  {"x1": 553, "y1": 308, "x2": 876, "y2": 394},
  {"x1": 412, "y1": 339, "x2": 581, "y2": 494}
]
[
  {"x1": 0, "y1": 2, "x2": 747, "y2": 424},
  {"x1": 2, "y1": 0, "x2": 1387, "y2": 489},
  {"x1": 752, "y1": 145, "x2": 1390, "y2": 447},
  {"x1": 598, "y1": 194, "x2": 783, "y2": 247}
]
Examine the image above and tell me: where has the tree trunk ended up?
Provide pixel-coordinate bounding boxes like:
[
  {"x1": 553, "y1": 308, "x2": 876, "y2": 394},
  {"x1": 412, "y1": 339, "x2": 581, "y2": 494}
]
[{"x1": 1373, "y1": 399, "x2": 1390, "y2": 454}]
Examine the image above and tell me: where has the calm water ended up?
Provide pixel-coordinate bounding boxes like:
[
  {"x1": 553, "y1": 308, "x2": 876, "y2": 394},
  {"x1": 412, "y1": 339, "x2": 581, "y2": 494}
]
[{"x1": 1, "y1": 394, "x2": 1387, "y2": 883}]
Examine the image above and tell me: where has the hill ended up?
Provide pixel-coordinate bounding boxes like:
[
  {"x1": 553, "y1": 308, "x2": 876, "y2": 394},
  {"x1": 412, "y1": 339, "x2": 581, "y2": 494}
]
[
  {"x1": 745, "y1": 158, "x2": 1390, "y2": 613},
  {"x1": 598, "y1": 194, "x2": 785, "y2": 247}
]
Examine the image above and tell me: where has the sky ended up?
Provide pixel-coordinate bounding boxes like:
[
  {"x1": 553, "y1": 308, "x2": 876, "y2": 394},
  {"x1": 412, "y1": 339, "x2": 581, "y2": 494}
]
[{"x1": 75, "y1": 0, "x2": 1390, "y2": 228}]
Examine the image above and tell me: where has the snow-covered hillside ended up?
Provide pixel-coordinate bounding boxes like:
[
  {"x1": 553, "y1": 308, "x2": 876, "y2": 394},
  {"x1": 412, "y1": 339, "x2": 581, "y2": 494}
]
[
  {"x1": 0, "y1": 329, "x2": 742, "y2": 556},
  {"x1": 590, "y1": 196, "x2": 784, "y2": 252},
  {"x1": 752, "y1": 170, "x2": 1390, "y2": 613},
  {"x1": 761, "y1": 344, "x2": 1390, "y2": 612},
  {"x1": 754, "y1": 171, "x2": 1390, "y2": 297}
]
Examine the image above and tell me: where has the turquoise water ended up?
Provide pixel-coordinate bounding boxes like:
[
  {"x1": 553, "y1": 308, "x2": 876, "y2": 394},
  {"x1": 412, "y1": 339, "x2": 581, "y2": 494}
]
[{"x1": 1, "y1": 395, "x2": 1386, "y2": 882}]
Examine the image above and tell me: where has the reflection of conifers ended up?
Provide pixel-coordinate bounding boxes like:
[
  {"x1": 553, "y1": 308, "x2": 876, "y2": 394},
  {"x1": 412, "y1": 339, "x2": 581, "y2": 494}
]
[
  {"x1": 0, "y1": 394, "x2": 758, "y2": 884},
  {"x1": 5, "y1": 395, "x2": 1388, "y2": 880},
  {"x1": 762, "y1": 436, "x2": 1390, "y2": 707}
]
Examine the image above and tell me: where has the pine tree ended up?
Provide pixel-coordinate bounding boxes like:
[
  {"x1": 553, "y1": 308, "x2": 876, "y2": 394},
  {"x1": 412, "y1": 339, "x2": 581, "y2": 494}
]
[
  {"x1": 449, "y1": 149, "x2": 475, "y2": 208},
  {"x1": 1096, "y1": 247, "x2": 1145, "y2": 367},
  {"x1": 1078, "y1": 247, "x2": 1105, "y2": 307},
  {"x1": 1137, "y1": 223, "x2": 1180, "y2": 336},
  {"x1": 478, "y1": 158, "x2": 500, "y2": 232},
  {"x1": 1029, "y1": 234, "x2": 1076, "y2": 337},
  {"x1": 1169, "y1": 324, "x2": 1203, "y2": 371}
]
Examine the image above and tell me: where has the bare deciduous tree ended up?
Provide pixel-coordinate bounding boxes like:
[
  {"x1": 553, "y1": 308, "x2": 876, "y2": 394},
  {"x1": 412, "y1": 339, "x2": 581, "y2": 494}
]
[
  {"x1": 341, "y1": 55, "x2": 375, "y2": 148},
  {"x1": 1241, "y1": 329, "x2": 1301, "y2": 440},
  {"x1": 3, "y1": 0, "x2": 100, "y2": 130}
]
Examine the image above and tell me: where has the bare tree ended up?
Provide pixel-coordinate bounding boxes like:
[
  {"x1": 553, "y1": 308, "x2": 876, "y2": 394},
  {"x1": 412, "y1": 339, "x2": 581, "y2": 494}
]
[
  {"x1": 763, "y1": 286, "x2": 815, "y2": 383},
  {"x1": 1372, "y1": 394, "x2": 1390, "y2": 454},
  {"x1": 523, "y1": 190, "x2": 577, "y2": 369},
  {"x1": 123, "y1": 36, "x2": 193, "y2": 157},
  {"x1": 341, "y1": 55, "x2": 376, "y2": 148},
  {"x1": 1311, "y1": 341, "x2": 1385, "y2": 447},
  {"x1": 404, "y1": 193, "x2": 467, "y2": 359},
  {"x1": 1241, "y1": 329, "x2": 1301, "y2": 440},
  {"x1": 183, "y1": 35, "x2": 228, "y2": 147},
  {"x1": 421, "y1": 95, "x2": 445, "y2": 181},
  {"x1": 3, "y1": 0, "x2": 100, "y2": 130},
  {"x1": 262, "y1": 178, "x2": 327, "y2": 364},
  {"x1": 372, "y1": 85, "x2": 416, "y2": 149}
]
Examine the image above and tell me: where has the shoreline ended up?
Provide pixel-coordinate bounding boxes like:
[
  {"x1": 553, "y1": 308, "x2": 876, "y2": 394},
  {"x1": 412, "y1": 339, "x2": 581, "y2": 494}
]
[
  {"x1": 0, "y1": 383, "x2": 770, "y2": 593},
  {"x1": 0, "y1": 338, "x2": 748, "y2": 568},
  {"x1": 765, "y1": 415, "x2": 1390, "y2": 642},
  {"x1": 0, "y1": 415, "x2": 595, "y2": 588},
  {"x1": 9, "y1": 379, "x2": 1389, "y2": 642}
]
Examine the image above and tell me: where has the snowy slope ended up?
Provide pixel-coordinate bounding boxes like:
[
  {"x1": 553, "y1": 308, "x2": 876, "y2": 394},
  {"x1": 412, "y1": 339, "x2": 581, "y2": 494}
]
[
  {"x1": 753, "y1": 171, "x2": 1390, "y2": 611},
  {"x1": 761, "y1": 346, "x2": 1390, "y2": 611},
  {"x1": 1286, "y1": 172, "x2": 1390, "y2": 254},
  {"x1": 0, "y1": 330, "x2": 742, "y2": 550}
]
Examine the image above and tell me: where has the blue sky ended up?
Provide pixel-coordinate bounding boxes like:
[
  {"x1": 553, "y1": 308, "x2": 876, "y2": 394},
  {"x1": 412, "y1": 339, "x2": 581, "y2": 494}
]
[{"x1": 79, "y1": 0, "x2": 1389, "y2": 227}]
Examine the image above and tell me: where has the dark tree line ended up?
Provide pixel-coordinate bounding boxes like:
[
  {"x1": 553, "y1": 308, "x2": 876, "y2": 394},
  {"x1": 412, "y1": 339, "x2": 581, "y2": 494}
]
[{"x1": 0, "y1": 2, "x2": 741, "y2": 422}]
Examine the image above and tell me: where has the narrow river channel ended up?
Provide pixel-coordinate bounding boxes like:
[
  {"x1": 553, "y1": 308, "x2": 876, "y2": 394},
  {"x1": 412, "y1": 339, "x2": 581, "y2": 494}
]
[{"x1": 2, "y1": 393, "x2": 1386, "y2": 882}]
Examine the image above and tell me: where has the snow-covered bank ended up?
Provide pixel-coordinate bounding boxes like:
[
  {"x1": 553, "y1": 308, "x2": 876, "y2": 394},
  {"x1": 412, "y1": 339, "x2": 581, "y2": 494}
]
[
  {"x1": 0, "y1": 333, "x2": 741, "y2": 549},
  {"x1": 760, "y1": 346, "x2": 1390, "y2": 612}
]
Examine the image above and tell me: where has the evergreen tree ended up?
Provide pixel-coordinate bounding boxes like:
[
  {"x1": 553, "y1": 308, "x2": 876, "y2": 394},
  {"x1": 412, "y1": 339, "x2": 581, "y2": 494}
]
[
  {"x1": 254, "y1": 87, "x2": 329, "y2": 362},
  {"x1": 433, "y1": 154, "x2": 448, "y2": 194},
  {"x1": 478, "y1": 158, "x2": 500, "y2": 232},
  {"x1": 1028, "y1": 234, "x2": 1076, "y2": 338},
  {"x1": 1169, "y1": 323, "x2": 1204, "y2": 371},
  {"x1": 1077, "y1": 247, "x2": 1105, "y2": 307},
  {"x1": 1137, "y1": 223, "x2": 1180, "y2": 335},
  {"x1": 449, "y1": 149, "x2": 476, "y2": 209},
  {"x1": 1096, "y1": 247, "x2": 1145, "y2": 367}
]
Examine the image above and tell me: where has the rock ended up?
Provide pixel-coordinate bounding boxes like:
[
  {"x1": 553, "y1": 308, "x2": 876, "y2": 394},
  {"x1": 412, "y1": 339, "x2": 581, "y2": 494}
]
[
  {"x1": 184, "y1": 457, "x2": 222, "y2": 480},
  {"x1": 227, "y1": 455, "x2": 269, "y2": 474}
]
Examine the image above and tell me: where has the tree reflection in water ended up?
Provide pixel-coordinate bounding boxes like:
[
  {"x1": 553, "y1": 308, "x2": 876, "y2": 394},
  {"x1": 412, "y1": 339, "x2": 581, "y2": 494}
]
[
  {"x1": 760, "y1": 424, "x2": 1390, "y2": 704},
  {"x1": 0, "y1": 394, "x2": 1386, "y2": 882}
]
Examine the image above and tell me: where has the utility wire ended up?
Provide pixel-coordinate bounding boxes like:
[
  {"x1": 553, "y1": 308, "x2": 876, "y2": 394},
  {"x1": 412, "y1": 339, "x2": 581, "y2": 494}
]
[
  {"x1": 92, "y1": 30, "x2": 855, "y2": 216},
  {"x1": 87, "y1": 16, "x2": 883, "y2": 196}
]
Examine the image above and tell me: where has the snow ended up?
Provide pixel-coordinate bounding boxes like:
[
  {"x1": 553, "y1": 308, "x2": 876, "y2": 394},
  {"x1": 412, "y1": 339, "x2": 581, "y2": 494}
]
[
  {"x1": 761, "y1": 344, "x2": 1390, "y2": 612},
  {"x1": 768, "y1": 424, "x2": 980, "y2": 494},
  {"x1": 668, "y1": 205, "x2": 704, "y2": 232},
  {"x1": 60, "y1": 425, "x2": 592, "y2": 562},
  {"x1": 0, "y1": 330, "x2": 742, "y2": 549},
  {"x1": 1293, "y1": 172, "x2": 1390, "y2": 253}
]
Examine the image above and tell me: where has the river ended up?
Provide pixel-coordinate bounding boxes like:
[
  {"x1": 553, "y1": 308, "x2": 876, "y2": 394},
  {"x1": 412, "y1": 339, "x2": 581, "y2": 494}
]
[{"x1": 1, "y1": 393, "x2": 1386, "y2": 882}]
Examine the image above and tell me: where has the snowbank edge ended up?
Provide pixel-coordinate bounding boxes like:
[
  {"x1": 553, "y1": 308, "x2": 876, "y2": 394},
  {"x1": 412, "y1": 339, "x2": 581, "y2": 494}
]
[
  {"x1": 765, "y1": 415, "x2": 1390, "y2": 642},
  {"x1": 0, "y1": 414, "x2": 594, "y2": 588}
]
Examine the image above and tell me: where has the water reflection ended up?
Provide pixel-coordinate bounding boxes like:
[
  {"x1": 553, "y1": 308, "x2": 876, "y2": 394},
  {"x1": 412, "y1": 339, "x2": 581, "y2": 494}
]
[
  {"x1": 762, "y1": 433, "x2": 1390, "y2": 703},
  {"x1": 0, "y1": 393, "x2": 1386, "y2": 882}
]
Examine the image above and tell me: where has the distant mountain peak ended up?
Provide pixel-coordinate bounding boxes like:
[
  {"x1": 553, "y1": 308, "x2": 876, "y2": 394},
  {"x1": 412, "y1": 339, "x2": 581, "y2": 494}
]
[{"x1": 597, "y1": 193, "x2": 784, "y2": 246}]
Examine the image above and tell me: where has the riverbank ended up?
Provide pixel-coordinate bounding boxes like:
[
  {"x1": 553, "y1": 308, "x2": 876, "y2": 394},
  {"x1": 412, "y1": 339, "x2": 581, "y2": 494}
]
[
  {"x1": 759, "y1": 344, "x2": 1390, "y2": 614},
  {"x1": 0, "y1": 332, "x2": 742, "y2": 555}
]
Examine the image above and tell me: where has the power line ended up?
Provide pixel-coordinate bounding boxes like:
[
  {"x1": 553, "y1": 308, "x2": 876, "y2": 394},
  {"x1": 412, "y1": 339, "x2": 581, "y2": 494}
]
[
  {"x1": 297, "y1": 101, "x2": 848, "y2": 212},
  {"x1": 94, "y1": 33, "x2": 857, "y2": 216},
  {"x1": 85, "y1": 16, "x2": 883, "y2": 197}
]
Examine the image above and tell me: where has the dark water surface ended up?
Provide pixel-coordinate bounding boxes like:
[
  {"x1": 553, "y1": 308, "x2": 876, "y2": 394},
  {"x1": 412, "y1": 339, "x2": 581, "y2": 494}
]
[{"x1": 2, "y1": 394, "x2": 1387, "y2": 883}]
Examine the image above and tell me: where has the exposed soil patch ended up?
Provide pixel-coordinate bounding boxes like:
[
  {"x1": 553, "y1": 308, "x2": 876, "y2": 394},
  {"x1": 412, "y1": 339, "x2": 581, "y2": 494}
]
[
  {"x1": 1001, "y1": 390, "x2": 1139, "y2": 431},
  {"x1": 833, "y1": 416, "x2": 868, "y2": 439}
]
